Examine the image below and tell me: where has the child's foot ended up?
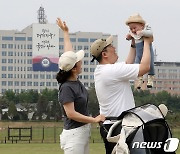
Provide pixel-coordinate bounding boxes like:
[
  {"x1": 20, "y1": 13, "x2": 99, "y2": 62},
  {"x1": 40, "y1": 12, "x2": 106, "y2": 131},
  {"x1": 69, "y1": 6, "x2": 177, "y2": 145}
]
[
  {"x1": 147, "y1": 75, "x2": 154, "y2": 88},
  {"x1": 137, "y1": 76, "x2": 143, "y2": 89}
]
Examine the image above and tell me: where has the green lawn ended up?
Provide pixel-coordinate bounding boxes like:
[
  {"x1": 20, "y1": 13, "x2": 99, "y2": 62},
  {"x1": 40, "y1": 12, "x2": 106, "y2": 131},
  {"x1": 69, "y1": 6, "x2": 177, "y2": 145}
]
[
  {"x1": 0, "y1": 122, "x2": 179, "y2": 154},
  {"x1": 0, "y1": 143, "x2": 105, "y2": 154}
]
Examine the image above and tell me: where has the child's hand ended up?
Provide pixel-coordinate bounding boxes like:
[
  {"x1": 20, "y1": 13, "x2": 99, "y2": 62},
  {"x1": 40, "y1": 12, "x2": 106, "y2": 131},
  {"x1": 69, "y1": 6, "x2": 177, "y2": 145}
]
[
  {"x1": 126, "y1": 34, "x2": 132, "y2": 40},
  {"x1": 136, "y1": 30, "x2": 143, "y2": 37}
]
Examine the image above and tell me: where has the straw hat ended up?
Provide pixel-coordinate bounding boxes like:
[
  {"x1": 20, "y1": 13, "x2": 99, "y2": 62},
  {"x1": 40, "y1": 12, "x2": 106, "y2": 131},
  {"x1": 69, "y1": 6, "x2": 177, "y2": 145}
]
[{"x1": 125, "y1": 13, "x2": 146, "y2": 25}]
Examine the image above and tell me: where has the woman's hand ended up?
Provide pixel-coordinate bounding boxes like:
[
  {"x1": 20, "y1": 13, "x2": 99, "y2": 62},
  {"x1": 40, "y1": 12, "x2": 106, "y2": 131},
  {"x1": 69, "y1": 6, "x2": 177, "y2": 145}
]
[
  {"x1": 56, "y1": 18, "x2": 69, "y2": 32},
  {"x1": 94, "y1": 114, "x2": 105, "y2": 123}
]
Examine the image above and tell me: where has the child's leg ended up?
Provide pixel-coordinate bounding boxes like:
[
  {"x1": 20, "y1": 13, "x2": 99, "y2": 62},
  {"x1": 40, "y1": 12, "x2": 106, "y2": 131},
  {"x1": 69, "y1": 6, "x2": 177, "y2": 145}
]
[
  {"x1": 147, "y1": 44, "x2": 155, "y2": 88},
  {"x1": 135, "y1": 42, "x2": 144, "y2": 89},
  {"x1": 148, "y1": 44, "x2": 155, "y2": 75},
  {"x1": 137, "y1": 76, "x2": 143, "y2": 89},
  {"x1": 134, "y1": 42, "x2": 144, "y2": 64}
]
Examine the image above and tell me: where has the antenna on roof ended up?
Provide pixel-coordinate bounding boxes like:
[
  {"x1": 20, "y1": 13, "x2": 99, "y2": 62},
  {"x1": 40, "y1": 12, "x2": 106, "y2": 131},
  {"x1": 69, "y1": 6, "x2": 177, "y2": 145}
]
[{"x1": 37, "y1": 6, "x2": 47, "y2": 24}]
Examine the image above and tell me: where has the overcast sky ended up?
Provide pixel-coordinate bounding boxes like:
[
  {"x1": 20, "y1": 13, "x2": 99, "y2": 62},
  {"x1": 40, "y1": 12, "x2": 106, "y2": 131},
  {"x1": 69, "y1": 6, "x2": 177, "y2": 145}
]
[{"x1": 0, "y1": 0, "x2": 180, "y2": 62}]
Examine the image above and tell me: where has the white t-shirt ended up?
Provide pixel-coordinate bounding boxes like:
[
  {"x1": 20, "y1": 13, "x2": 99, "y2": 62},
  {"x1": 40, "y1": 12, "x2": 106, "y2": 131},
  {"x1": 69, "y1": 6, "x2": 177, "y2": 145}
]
[{"x1": 94, "y1": 62, "x2": 139, "y2": 124}]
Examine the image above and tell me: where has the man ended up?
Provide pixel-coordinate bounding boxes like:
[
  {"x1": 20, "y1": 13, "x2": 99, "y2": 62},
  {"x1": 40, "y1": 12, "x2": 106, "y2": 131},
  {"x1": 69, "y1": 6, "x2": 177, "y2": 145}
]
[{"x1": 90, "y1": 35, "x2": 152, "y2": 154}]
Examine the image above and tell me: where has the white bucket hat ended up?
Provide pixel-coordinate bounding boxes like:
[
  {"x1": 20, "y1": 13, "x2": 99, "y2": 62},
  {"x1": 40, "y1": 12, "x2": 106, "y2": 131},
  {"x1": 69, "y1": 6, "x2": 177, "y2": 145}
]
[{"x1": 58, "y1": 50, "x2": 84, "y2": 72}]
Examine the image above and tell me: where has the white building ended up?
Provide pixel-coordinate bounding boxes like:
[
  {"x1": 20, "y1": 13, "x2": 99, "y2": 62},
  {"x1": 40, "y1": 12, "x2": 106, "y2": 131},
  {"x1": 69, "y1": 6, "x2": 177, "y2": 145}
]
[{"x1": 0, "y1": 7, "x2": 118, "y2": 94}]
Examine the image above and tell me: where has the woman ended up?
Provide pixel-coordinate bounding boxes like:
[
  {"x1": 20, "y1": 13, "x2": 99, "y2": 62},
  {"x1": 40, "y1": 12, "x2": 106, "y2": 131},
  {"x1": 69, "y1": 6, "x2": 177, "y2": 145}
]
[{"x1": 56, "y1": 18, "x2": 105, "y2": 154}]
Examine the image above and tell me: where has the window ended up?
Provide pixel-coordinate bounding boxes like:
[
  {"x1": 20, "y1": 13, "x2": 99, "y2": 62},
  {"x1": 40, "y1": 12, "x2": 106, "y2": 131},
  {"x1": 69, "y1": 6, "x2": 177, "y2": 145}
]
[
  {"x1": 27, "y1": 52, "x2": 32, "y2": 56},
  {"x1": 78, "y1": 46, "x2": 82, "y2": 50},
  {"x1": 8, "y1": 81, "x2": 13, "y2": 86},
  {"x1": 2, "y1": 36, "x2": 13, "y2": 41},
  {"x1": 78, "y1": 38, "x2": 88, "y2": 42},
  {"x1": 90, "y1": 75, "x2": 94, "y2": 80},
  {"x1": 59, "y1": 38, "x2": 64, "y2": 42},
  {"x1": 84, "y1": 82, "x2": 89, "y2": 87},
  {"x1": 84, "y1": 68, "x2": 89, "y2": 72},
  {"x1": 8, "y1": 74, "x2": 13, "y2": 78},
  {"x1": 27, "y1": 67, "x2": 32, "y2": 71},
  {"x1": 8, "y1": 59, "x2": 13, "y2": 63},
  {"x1": 27, "y1": 37, "x2": 32, "y2": 41},
  {"x1": 90, "y1": 68, "x2": 95, "y2": 72},
  {"x1": 2, "y1": 66, "x2": 6, "y2": 71},
  {"x1": 2, "y1": 51, "x2": 7, "y2": 56},
  {"x1": 27, "y1": 44, "x2": 32, "y2": 49},
  {"x1": 8, "y1": 44, "x2": 13, "y2": 49},
  {"x1": 53, "y1": 82, "x2": 57, "y2": 86},
  {"x1": 84, "y1": 75, "x2": 89, "y2": 79},
  {"x1": 70, "y1": 38, "x2": 76, "y2": 42},
  {"x1": 2, "y1": 59, "x2": 7, "y2": 63},
  {"x1": 46, "y1": 74, "x2": 51, "y2": 79},
  {"x1": 2, "y1": 74, "x2": 6, "y2": 78},
  {"x1": 15, "y1": 37, "x2": 26, "y2": 41},
  {"x1": 59, "y1": 45, "x2": 64, "y2": 50},
  {"x1": 84, "y1": 60, "x2": 89, "y2": 65},
  {"x1": 2, "y1": 81, "x2": 6, "y2": 86},
  {"x1": 34, "y1": 82, "x2": 38, "y2": 86},
  {"x1": 84, "y1": 53, "x2": 89, "y2": 57},
  {"x1": 8, "y1": 51, "x2": 13, "y2": 56},
  {"x1": 40, "y1": 74, "x2": 45, "y2": 79},
  {"x1": 40, "y1": 82, "x2": 45, "y2": 86},
  {"x1": 27, "y1": 82, "x2": 32, "y2": 86},
  {"x1": 27, "y1": 59, "x2": 32, "y2": 64},
  {"x1": 27, "y1": 74, "x2": 32, "y2": 78},
  {"x1": 84, "y1": 46, "x2": 89, "y2": 50},
  {"x1": 34, "y1": 74, "x2": 38, "y2": 79},
  {"x1": 14, "y1": 81, "x2": 19, "y2": 86},
  {"x1": 8, "y1": 66, "x2": 13, "y2": 71},
  {"x1": 90, "y1": 61, "x2": 95, "y2": 65},
  {"x1": 46, "y1": 82, "x2": 51, "y2": 86},
  {"x1": 79, "y1": 75, "x2": 82, "y2": 79},
  {"x1": 90, "y1": 38, "x2": 97, "y2": 42},
  {"x1": 2, "y1": 44, "x2": 7, "y2": 48}
]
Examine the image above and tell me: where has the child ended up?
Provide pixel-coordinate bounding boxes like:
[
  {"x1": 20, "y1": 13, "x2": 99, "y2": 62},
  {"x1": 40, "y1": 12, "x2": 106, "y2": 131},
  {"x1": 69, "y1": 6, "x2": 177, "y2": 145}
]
[{"x1": 126, "y1": 13, "x2": 155, "y2": 89}]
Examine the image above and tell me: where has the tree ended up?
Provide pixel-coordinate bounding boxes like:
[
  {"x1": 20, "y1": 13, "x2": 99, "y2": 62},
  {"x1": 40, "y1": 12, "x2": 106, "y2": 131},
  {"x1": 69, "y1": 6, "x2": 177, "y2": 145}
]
[
  {"x1": 8, "y1": 102, "x2": 19, "y2": 120},
  {"x1": 3, "y1": 90, "x2": 16, "y2": 103},
  {"x1": 88, "y1": 86, "x2": 100, "y2": 116},
  {"x1": 36, "y1": 95, "x2": 49, "y2": 120}
]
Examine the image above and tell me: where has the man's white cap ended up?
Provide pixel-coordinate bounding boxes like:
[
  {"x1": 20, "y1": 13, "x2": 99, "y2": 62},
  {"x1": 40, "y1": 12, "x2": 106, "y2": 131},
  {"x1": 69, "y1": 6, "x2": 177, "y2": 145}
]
[{"x1": 58, "y1": 50, "x2": 84, "y2": 72}]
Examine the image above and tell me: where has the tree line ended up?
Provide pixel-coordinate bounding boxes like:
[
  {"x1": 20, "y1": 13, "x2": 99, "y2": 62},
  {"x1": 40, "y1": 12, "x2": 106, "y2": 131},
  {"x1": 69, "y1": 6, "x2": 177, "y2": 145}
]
[{"x1": 0, "y1": 87, "x2": 180, "y2": 124}]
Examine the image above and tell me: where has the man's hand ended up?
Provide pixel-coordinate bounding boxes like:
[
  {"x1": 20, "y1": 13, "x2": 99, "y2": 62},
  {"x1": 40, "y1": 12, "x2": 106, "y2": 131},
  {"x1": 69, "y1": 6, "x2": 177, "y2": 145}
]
[
  {"x1": 56, "y1": 18, "x2": 69, "y2": 32},
  {"x1": 144, "y1": 36, "x2": 154, "y2": 43}
]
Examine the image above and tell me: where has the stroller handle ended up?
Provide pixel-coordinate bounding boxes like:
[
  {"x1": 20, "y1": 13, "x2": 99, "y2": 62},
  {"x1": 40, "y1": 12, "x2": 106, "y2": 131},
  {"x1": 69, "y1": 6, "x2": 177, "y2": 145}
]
[
  {"x1": 99, "y1": 116, "x2": 119, "y2": 133},
  {"x1": 105, "y1": 117, "x2": 119, "y2": 120}
]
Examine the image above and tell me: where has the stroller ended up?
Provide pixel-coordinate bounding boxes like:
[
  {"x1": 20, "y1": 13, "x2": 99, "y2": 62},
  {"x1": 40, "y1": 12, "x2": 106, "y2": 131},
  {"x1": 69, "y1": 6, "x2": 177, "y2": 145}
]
[{"x1": 103, "y1": 104, "x2": 175, "y2": 154}]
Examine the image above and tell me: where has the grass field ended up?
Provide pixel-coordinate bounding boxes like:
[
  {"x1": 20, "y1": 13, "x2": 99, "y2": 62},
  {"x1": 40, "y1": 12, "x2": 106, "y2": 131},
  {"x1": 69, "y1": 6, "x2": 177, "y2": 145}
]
[
  {"x1": 0, "y1": 143, "x2": 105, "y2": 154},
  {"x1": 0, "y1": 122, "x2": 179, "y2": 154}
]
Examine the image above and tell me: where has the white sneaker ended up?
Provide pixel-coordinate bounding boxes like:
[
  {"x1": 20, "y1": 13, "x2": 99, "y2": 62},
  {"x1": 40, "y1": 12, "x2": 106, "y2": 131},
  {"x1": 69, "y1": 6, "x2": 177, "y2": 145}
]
[
  {"x1": 137, "y1": 76, "x2": 143, "y2": 89},
  {"x1": 147, "y1": 75, "x2": 154, "y2": 88}
]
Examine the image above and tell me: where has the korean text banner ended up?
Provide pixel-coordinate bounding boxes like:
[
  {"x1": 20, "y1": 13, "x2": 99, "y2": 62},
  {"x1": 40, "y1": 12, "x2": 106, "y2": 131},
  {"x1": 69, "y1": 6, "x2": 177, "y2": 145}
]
[{"x1": 32, "y1": 23, "x2": 59, "y2": 72}]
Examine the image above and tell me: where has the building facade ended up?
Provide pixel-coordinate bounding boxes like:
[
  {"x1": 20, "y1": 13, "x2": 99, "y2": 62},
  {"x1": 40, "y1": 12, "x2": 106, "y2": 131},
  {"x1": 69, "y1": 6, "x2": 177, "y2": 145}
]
[
  {"x1": 0, "y1": 24, "x2": 118, "y2": 94},
  {"x1": 136, "y1": 62, "x2": 180, "y2": 95}
]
